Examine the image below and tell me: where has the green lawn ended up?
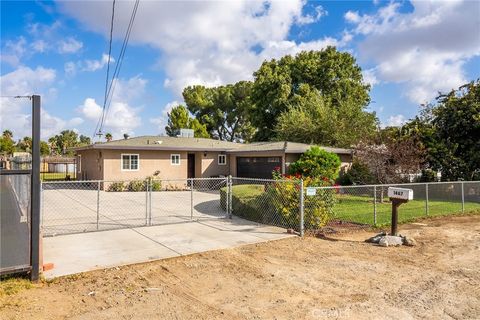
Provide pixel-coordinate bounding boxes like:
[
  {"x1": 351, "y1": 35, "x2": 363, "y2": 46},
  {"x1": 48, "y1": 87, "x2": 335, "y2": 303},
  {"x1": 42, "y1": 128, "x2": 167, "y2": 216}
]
[
  {"x1": 41, "y1": 172, "x2": 76, "y2": 181},
  {"x1": 334, "y1": 194, "x2": 480, "y2": 226},
  {"x1": 227, "y1": 184, "x2": 480, "y2": 227}
]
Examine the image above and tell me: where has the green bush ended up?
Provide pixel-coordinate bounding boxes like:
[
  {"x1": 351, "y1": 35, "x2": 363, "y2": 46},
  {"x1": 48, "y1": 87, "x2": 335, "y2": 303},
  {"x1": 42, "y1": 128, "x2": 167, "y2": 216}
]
[
  {"x1": 149, "y1": 179, "x2": 162, "y2": 191},
  {"x1": 127, "y1": 180, "x2": 146, "y2": 192},
  {"x1": 339, "y1": 160, "x2": 374, "y2": 185},
  {"x1": 107, "y1": 181, "x2": 125, "y2": 192},
  {"x1": 289, "y1": 146, "x2": 341, "y2": 181},
  {"x1": 223, "y1": 182, "x2": 336, "y2": 230}
]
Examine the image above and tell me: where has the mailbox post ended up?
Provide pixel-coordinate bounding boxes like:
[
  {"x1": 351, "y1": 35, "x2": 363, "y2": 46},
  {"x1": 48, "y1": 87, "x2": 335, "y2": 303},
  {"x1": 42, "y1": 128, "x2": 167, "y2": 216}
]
[{"x1": 388, "y1": 187, "x2": 413, "y2": 236}]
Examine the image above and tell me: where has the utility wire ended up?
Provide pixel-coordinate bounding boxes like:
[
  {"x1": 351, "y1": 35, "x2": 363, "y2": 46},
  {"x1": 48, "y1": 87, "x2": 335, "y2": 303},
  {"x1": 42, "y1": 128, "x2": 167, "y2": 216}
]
[
  {"x1": 98, "y1": 0, "x2": 139, "y2": 136},
  {"x1": 97, "y1": 0, "x2": 116, "y2": 138}
]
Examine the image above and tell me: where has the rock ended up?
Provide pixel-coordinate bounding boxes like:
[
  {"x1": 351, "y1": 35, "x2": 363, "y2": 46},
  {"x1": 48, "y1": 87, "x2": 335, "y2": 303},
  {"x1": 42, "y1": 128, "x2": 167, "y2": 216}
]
[
  {"x1": 365, "y1": 232, "x2": 387, "y2": 243},
  {"x1": 378, "y1": 235, "x2": 403, "y2": 247},
  {"x1": 402, "y1": 236, "x2": 417, "y2": 246}
]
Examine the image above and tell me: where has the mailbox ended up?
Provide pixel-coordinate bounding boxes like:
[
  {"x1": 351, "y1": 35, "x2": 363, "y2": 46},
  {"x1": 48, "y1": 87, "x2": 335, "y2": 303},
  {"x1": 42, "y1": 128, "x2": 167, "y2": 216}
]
[
  {"x1": 387, "y1": 187, "x2": 413, "y2": 201},
  {"x1": 388, "y1": 187, "x2": 414, "y2": 236}
]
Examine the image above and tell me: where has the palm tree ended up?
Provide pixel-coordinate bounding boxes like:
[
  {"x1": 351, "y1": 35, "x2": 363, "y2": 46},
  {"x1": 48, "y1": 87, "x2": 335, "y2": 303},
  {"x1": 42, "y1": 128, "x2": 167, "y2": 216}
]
[
  {"x1": 105, "y1": 133, "x2": 113, "y2": 142},
  {"x1": 2, "y1": 130, "x2": 13, "y2": 140}
]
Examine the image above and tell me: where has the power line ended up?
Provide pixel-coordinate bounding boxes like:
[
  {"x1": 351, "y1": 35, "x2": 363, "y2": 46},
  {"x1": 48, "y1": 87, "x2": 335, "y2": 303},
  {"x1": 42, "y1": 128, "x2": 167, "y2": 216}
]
[
  {"x1": 98, "y1": 0, "x2": 140, "y2": 136},
  {"x1": 93, "y1": 0, "x2": 116, "y2": 139}
]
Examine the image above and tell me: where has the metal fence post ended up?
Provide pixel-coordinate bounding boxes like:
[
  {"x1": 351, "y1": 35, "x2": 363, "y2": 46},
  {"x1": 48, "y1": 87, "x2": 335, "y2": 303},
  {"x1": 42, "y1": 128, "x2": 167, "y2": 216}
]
[
  {"x1": 96, "y1": 181, "x2": 100, "y2": 230},
  {"x1": 228, "y1": 175, "x2": 233, "y2": 219},
  {"x1": 425, "y1": 183, "x2": 429, "y2": 216},
  {"x1": 373, "y1": 185, "x2": 377, "y2": 226},
  {"x1": 190, "y1": 178, "x2": 194, "y2": 220},
  {"x1": 145, "y1": 179, "x2": 149, "y2": 226},
  {"x1": 149, "y1": 180, "x2": 152, "y2": 226},
  {"x1": 299, "y1": 179, "x2": 304, "y2": 237},
  {"x1": 461, "y1": 181, "x2": 465, "y2": 213}
]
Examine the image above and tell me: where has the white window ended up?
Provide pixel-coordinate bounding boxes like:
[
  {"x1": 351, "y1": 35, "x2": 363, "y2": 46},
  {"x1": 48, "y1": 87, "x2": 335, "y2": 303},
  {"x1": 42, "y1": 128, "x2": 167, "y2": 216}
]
[
  {"x1": 171, "y1": 154, "x2": 181, "y2": 165},
  {"x1": 121, "y1": 154, "x2": 139, "y2": 171},
  {"x1": 218, "y1": 154, "x2": 226, "y2": 165}
]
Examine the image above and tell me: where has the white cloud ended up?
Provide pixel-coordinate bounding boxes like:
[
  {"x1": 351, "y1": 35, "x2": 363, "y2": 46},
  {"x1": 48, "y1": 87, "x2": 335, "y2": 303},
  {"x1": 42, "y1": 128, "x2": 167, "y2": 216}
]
[
  {"x1": 1, "y1": 37, "x2": 27, "y2": 66},
  {"x1": 385, "y1": 114, "x2": 407, "y2": 127},
  {"x1": 77, "y1": 76, "x2": 146, "y2": 137},
  {"x1": 0, "y1": 66, "x2": 80, "y2": 139},
  {"x1": 347, "y1": 1, "x2": 480, "y2": 104},
  {"x1": 58, "y1": 37, "x2": 83, "y2": 54},
  {"x1": 31, "y1": 39, "x2": 49, "y2": 53},
  {"x1": 59, "y1": 1, "x2": 347, "y2": 97},
  {"x1": 296, "y1": 5, "x2": 328, "y2": 25},
  {"x1": 83, "y1": 54, "x2": 114, "y2": 72},
  {"x1": 362, "y1": 68, "x2": 379, "y2": 87}
]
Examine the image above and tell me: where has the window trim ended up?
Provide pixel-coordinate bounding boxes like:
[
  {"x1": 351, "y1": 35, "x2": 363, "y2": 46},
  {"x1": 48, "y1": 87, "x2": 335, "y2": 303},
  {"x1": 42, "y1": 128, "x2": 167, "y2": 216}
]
[
  {"x1": 121, "y1": 153, "x2": 140, "y2": 171},
  {"x1": 218, "y1": 154, "x2": 227, "y2": 166},
  {"x1": 171, "y1": 154, "x2": 181, "y2": 166}
]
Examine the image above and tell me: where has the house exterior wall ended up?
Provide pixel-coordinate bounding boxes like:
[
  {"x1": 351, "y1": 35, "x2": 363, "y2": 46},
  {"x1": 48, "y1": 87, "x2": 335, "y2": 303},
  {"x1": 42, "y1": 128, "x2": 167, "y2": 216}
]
[
  {"x1": 101, "y1": 149, "x2": 188, "y2": 181},
  {"x1": 77, "y1": 149, "x2": 103, "y2": 180},
  {"x1": 199, "y1": 151, "x2": 230, "y2": 177}
]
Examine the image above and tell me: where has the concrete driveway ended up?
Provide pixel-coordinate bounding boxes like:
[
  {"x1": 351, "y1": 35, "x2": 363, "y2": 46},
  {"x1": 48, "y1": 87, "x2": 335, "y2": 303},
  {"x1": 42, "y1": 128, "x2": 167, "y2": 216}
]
[
  {"x1": 41, "y1": 184, "x2": 293, "y2": 278},
  {"x1": 42, "y1": 216, "x2": 292, "y2": 278}
]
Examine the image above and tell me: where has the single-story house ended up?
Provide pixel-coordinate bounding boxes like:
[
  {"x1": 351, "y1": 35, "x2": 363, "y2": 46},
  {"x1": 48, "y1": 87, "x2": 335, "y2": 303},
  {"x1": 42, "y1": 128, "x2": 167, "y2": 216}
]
[{"x1": 72, "y1": 136, "x2": 352, "y2": 181}]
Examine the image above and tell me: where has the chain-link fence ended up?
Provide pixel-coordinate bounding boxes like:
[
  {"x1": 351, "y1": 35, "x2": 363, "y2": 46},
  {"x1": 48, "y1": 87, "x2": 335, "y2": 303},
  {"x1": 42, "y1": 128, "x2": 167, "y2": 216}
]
[
  {"x1": 230, "y1": 177, "x2": 303, "y2": 233},
  {"x1": 41, "y1": 178, "x2": 480, "y2": 237},
  {"x1": 41, "y1": 177, "x2": 228, "y2": 236},
  {"x1": 305, "y1": 181, "x2": 480, "y2": 233}
]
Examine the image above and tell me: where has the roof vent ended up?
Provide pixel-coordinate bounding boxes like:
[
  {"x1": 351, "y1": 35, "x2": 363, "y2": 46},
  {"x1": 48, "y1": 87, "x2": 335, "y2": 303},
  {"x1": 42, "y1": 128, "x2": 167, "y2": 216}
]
[{"x1": 177, "y1": 128, "x2": 194, "y2": 138}]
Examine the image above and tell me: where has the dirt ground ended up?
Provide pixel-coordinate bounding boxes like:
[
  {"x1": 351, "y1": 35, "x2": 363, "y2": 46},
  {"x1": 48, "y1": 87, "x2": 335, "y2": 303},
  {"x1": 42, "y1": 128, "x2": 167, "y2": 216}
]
[{"x1": 1, "y1": 215, "x2": 479, "y2": 320}]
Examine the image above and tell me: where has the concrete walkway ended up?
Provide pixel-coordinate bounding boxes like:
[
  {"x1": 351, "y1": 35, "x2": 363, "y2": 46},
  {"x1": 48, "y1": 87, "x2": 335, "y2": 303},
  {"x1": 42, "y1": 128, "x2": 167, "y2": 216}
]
[{"x1": 42, "y1": 216, "x2": 293, "y2": 278}]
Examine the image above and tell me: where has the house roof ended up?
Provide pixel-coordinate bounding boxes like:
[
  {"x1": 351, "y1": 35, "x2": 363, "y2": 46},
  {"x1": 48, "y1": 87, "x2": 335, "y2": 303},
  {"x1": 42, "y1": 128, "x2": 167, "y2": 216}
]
[
  {"x1": 229, "y1": 141, "x2": 352, "y2": 155},
  {"x1": 72, "y1": 136, "x2": 242, "y2": 152},
  {"x1": 73, "y1": 136, "x2": 352, "y2": 155}
]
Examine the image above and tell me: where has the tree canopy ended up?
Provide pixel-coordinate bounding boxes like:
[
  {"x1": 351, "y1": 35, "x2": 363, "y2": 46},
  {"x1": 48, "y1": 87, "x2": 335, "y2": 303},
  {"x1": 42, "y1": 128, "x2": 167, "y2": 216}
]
[
  {"x1": 165, "y1": 105, "x2": 210, "y2": 138},
  {"x1": 251, "y1": 47, "x2": 374, "y2": 142},
  {"x1": 403, "y1": 80, "x2": 480, "y2": 180},
  {"x1": 183, "y1": 81, "x2": 255, "y2": 142},
  {"x1": 289, "y1": 146, "x2": 341, "y2": 181}
]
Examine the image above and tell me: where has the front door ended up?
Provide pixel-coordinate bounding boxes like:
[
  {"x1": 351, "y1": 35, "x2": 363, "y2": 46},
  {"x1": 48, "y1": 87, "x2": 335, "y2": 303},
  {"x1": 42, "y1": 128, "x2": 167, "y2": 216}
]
[{"x1": 187, "y1": 153, "x2": 195, "y2": 178}]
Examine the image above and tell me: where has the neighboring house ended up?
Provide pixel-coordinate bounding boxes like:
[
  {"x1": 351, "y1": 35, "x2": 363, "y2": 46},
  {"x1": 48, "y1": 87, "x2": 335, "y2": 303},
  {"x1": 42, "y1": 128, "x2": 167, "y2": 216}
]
[{"x1": 72, "y1": 136, "x2": 352, "y2": 181}]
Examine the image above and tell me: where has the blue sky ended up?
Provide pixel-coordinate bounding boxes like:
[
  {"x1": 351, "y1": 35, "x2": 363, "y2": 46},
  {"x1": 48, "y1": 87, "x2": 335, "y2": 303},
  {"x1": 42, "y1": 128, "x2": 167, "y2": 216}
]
[{"x1": 1, "y1": 0, "x2": 479, "y2": 140}]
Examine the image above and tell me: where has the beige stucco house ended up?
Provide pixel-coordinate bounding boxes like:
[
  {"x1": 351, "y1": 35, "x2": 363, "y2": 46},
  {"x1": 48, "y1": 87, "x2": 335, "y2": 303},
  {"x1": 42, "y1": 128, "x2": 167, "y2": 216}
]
[{"x1": 73, "y1": 136, "x2": 352, "y2": 181}]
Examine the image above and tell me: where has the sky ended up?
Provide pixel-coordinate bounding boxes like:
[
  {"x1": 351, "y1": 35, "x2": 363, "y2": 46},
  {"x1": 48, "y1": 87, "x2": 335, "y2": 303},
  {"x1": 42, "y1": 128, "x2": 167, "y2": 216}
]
[{"x1": 1, "y1": 0, "x2": 479, "y2": 141}]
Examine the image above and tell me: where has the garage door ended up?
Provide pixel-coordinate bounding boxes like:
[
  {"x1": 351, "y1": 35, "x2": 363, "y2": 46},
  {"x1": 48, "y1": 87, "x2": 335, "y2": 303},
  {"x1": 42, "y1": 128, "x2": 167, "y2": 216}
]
[{"x1": 237, "y1": 157, "x2": 282, "y2": 179}]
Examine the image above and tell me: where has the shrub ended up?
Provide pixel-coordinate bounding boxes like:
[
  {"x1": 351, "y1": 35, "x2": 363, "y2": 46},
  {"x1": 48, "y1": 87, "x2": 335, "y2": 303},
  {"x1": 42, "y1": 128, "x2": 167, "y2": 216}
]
[
  {"x1": 266, "y1": 176, "x2": 336, "y2": 229},
  {"x1": 289, "y1": 146, "x2": 341, "y2": 181},
  {"x1": 222, "y1": 180, "x2": 336, "y2": 230},
  {"x1": 126, "y1": 180, "x2": 146, "y2": 192},
  {"x1": 107, "y1": 181, "x2": 125, "y2": 192},
  {"x1": 339, "y1": 160, "x2": 374, "y2": 185},
  {"x1": 150, "y1": 179, "x2": 162, "y2": 191}
]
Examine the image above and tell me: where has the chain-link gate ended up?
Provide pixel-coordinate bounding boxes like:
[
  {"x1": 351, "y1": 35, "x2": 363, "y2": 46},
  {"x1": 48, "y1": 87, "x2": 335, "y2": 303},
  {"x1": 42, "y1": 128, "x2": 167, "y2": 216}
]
[{"x1": 41, "y1": 177, "x2": 229, "y2": 236}]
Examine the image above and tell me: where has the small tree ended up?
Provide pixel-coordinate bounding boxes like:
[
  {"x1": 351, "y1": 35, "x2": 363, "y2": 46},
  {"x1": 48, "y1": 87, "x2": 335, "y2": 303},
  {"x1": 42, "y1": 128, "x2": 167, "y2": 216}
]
[
  {"x1": 288, "y1": 146, "x2": 341, "y2": 182},
  {"x1": 105, "y1": 133, "x2": 113, "y2": 142}
]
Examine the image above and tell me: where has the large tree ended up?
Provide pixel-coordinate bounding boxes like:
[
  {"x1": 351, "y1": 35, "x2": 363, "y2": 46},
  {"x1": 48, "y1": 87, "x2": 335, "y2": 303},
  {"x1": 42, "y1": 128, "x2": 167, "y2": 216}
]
[
  {"x1": 274, "y1": 85, "x2": 377, "y2": 147},
  {"x1": 48, "y1": 130, "x2": 80, "y2": 155},
  {"x1": 165, "y1": 105, "x2": 210, "y2": 138},
  {"x1": 251, "y1": 47, "x2": 375, "y2": 142},
  {"x1": 183, "y1": 81, "x2": 255, "y2": 142},
  {"x1": 404, "y1": 80, "x2": 480, "y2": 181}
]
